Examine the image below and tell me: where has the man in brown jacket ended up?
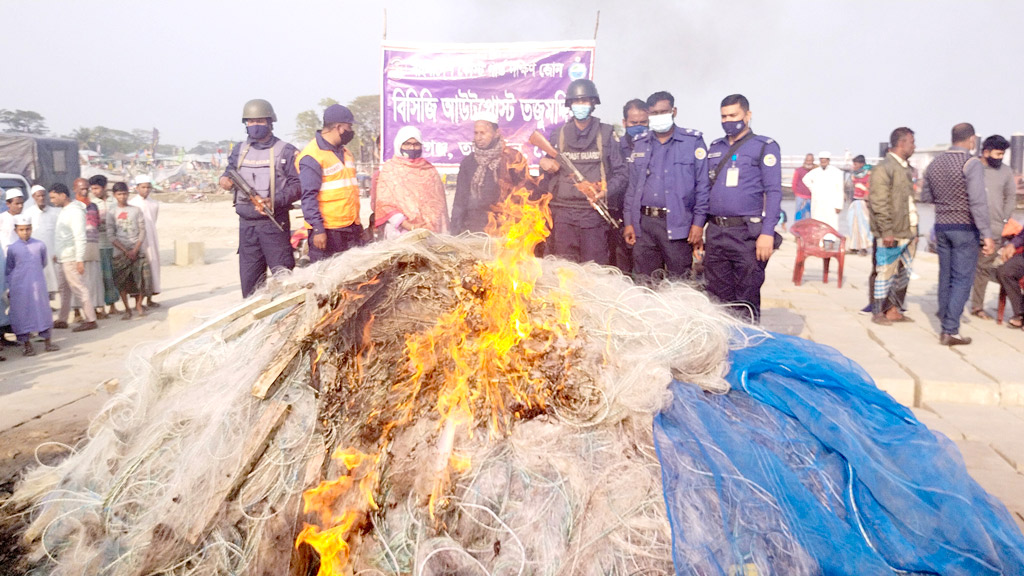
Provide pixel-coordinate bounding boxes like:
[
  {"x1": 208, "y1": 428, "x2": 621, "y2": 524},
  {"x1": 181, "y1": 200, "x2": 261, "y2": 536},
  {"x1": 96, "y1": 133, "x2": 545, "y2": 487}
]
[{"x1": 866, "y1": 127, "x2": 917, "y2": 326}]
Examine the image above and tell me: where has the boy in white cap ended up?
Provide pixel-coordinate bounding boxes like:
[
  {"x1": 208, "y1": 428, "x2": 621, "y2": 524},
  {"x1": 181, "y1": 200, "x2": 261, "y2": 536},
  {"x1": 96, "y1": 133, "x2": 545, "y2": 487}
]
[
  {"x1": 129, "y1": 175, "x2": 161, "y2": 307},
  {"x1": 5, "y1": 214, "x2": 59, "y2": 356}
]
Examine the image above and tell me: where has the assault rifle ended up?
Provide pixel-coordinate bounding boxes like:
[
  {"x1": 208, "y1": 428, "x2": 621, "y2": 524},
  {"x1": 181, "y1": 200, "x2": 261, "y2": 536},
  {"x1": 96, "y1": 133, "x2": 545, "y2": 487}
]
[
  {"x1": 528, "y1": 130, "x2": 621, "y2": 229},
  {"x1": 225, "y1": 166, "x2": 284, "y2": 232}
]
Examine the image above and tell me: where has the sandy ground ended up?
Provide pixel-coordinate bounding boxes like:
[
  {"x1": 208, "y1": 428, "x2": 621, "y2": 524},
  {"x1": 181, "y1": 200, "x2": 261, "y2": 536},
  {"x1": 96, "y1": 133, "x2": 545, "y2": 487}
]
[{"x1": 1, "y1": 194, "x2": 1023, "y2": 567}]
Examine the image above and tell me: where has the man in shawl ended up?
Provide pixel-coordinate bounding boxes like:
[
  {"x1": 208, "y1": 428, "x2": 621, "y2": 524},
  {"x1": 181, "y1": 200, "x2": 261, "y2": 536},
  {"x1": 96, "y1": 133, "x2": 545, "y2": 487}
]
[
  {"x1": 452, "y1": 111, "x2": 535, "y2": 234},
  {"x1": 846, "y1": 155, "x2": 872, "y2": 255},
  {"x1": 108, "y1": 182, "x2": 148, "y2": 319},
  {"x1": 23, "y1": 185, "x2": 61, "y2": 299},
  {"x1": 72, "y1": 177, "x2": 105, "y2": 318},
  {"x1": 372, "y1": 126, "x2": 449, "y2": 240},
  {"x1": 6, "y1": 214, "x2": 60, "y2": 356},
  {"x1": 129, "y1": 175, "x2": 161, "y2": 308}
]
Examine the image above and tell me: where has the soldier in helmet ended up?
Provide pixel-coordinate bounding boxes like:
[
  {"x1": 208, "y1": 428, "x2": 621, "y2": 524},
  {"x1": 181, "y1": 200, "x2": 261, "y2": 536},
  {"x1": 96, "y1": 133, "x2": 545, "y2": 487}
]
[
  {"x1": 538, "y1": 78, "x2": 627, "y2": 265},
  {"x1": 219, "y1": 99, "x2": 302, "y2": 297}
]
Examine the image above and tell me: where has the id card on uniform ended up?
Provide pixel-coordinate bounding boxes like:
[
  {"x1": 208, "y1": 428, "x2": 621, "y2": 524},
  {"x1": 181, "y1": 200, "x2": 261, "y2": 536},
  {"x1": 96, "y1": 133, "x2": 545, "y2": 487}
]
[{"x1": 725, "y1": 166, "x2": 739, "y2": 187}]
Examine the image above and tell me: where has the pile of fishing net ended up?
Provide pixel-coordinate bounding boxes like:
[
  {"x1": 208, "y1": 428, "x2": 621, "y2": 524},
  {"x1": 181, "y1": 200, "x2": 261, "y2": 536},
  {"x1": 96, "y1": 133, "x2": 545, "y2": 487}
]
[{"x1": 5, "y1": 193, "x2": 1024, "y2": 575}]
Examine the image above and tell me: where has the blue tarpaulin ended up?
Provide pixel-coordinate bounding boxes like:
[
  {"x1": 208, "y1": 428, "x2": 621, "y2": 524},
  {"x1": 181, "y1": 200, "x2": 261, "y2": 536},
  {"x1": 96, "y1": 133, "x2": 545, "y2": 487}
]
[{"x1": 654, "y1": 332, "x2": 1024, "y2": 575}]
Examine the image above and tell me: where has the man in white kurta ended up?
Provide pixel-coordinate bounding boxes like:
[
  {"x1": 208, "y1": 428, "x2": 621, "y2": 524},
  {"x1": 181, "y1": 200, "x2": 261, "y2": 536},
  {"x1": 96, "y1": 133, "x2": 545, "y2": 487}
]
[
  {"x1": 129, "y1": 176, "x2": 161, "y2": 307},
  {"x1": 23, "y1": 185, "x2": 61, "y2": 296},
  {"x1": 802, "y1": 151, "x2": 846, "y2": 231}
]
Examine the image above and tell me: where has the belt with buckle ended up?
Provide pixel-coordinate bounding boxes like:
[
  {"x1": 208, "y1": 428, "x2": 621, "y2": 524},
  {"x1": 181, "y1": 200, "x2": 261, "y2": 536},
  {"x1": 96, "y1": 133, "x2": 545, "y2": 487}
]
[
  {"x1": 641, "y1": 206, "x2": 668, "y2": 218},
  {"x1": 709, "y1": 215, "x2": 760, "y2": 227}
]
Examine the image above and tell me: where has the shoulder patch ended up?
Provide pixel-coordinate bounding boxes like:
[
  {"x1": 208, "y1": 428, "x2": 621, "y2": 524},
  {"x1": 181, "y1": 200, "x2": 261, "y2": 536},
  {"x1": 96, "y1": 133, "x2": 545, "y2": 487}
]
[
  {"x1": 763, "y1": 153, "x2": 777, "y2": 167},
  {"x1": 695, "y1": 147, "x2": 707, "y2": 160}
]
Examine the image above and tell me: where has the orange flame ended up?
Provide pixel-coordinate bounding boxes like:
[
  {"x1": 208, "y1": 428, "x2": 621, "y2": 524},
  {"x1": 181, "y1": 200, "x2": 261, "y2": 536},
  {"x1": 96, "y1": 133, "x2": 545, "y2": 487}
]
[{"x1": 297, "y1": 189, "x2": 574, "y2": 573}]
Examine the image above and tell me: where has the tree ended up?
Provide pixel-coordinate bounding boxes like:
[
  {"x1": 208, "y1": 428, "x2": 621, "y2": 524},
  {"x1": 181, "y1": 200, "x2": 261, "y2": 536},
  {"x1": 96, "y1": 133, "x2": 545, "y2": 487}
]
[
  {"x1": 293, "y1": 98, "x2": 339, "y2": 142},
  {"x1": 347, "y1": 95, "x2": 381, "y2": 164},
  {"x1": 0, "y1": 109, "x2": 48, "y2": 134},
  {"x1": 292, "y1": 96, "x2": 380, "y2": 164}
]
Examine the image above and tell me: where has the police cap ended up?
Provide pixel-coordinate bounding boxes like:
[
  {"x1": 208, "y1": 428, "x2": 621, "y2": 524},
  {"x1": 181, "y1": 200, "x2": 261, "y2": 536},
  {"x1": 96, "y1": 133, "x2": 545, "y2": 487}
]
[
  {"x1": 241, "y1": 99, "x2": 277, "y2": 123},
  {"x1": 564, "y1": 79, "x2": 601, "y2": 107}
]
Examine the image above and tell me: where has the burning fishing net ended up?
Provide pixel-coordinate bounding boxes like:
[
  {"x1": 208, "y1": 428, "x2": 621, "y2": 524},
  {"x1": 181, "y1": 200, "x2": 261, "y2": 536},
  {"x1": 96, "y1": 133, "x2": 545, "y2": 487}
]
[
  {"x1": 7, "y1": 188, "x2": 1024, "y2": 576},
  {"x1": 5, "y1": 190, "x2": 739, "y2": 575}
]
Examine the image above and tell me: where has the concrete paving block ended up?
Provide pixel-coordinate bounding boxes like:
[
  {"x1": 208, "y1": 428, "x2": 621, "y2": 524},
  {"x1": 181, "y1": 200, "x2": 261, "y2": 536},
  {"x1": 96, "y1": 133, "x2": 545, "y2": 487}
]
[
  {"x1": 1001, "y1": 382, "x2": 1024, "y2": 407},
  {"x1": 911, "y1": 408, "x2": 965, "y2": 441},
  {"x1": 991, "y1": 437, "x2": 1024, "y2": 473},
  {"x1": 874, "y1": 376, "x2": 916, "y2": 407},
  {"x1": 926, "y1": 403, "x2": 1024, "y2": 447},
  {"x1": 920, "y1": 379, "x2": 1000, "y2": 406},
  {"x1": 954, "y1": 440, "x2": 1018, "y2": 473},
  {"x1": 1005, "y1": 406, "x2": 1024, "y2": 423},
  {"x1": 174, "y1": 239, "x2": 205, "y2": 266}
]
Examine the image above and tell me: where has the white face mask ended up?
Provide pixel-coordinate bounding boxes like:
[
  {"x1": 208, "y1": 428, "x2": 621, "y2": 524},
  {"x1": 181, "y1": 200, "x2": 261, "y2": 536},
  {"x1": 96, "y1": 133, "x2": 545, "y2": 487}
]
[{"x1": 648, "y1": 113, "x2": 674, "y2": 134}]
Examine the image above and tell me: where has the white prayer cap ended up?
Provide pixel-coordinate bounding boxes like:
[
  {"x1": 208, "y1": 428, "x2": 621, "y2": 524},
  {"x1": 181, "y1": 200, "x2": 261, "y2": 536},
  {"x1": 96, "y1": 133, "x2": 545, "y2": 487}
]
[
  {"x1": 30, "y1": 185, "x2": 47, "y2": 195},
  {"x1": 13, "y1": 213, "x2": 32, "y2": 226},
  {"x1": 818, "y1": 151, "x2": 831, "y2": 159},
  {"x1": 472, "y1": 110, "x2": 500, "y2": 125},
  {"x1": 5, "y1": 188, "x2": 24, "y2": 201},
  {"x1": 135, "y1": 175, "x2": 153, "y2": 185}
]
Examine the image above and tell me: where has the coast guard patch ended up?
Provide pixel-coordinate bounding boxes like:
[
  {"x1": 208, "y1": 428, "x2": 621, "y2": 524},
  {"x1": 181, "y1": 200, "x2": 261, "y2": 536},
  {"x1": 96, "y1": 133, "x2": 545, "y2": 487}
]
[
  {"x1": 695, "y1": 148, "x2": 707, "y2": 160},
  {"x1": 763, "y1": 154, "x2": 777, "y2": 167}
]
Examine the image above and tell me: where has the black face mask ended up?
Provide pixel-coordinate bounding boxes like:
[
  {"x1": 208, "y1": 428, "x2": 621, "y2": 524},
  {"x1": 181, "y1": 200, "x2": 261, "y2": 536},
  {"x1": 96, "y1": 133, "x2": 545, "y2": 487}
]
[
  {"x1": 338, "y1": 129, "x2": 354, "y2": 146},
  {"x1": 402, "y1": 148, "x2": 423, "y2": 159},
  {"x1": 985, "y1": 156, "x2": 1002, "y2": 169}
]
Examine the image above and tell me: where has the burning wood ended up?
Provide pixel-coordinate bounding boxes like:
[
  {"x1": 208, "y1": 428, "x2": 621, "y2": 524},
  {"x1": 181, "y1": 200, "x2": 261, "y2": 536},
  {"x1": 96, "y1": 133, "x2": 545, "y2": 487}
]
[{"x1": 5, "y1": 189, "x2": 738, "y2": 576}]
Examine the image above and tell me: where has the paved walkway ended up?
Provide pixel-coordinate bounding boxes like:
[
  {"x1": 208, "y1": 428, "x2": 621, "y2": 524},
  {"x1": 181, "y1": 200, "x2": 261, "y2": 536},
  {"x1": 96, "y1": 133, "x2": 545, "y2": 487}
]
[{"x1": 761, "y1": 233, "x2": 1024, "y2": 532}]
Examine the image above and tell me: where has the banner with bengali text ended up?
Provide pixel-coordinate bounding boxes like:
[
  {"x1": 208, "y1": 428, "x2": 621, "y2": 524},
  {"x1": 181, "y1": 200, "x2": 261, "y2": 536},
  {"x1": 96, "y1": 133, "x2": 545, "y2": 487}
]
[{"x1": 381, "y1": 41, "x2": 596, "y2": 169}]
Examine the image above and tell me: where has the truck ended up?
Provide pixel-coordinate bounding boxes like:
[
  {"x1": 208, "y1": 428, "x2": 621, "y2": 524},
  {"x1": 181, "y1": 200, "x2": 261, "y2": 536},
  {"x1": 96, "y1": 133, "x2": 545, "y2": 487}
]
[{"x1": 0, "y1": 132, "x2": 80, "y2": 192}]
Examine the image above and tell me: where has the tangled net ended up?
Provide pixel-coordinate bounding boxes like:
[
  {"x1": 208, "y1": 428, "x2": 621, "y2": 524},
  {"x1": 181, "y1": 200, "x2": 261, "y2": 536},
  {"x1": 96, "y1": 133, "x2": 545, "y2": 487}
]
[{"x1": 5, "y1": 191, "x2": 748, "y2": 576}]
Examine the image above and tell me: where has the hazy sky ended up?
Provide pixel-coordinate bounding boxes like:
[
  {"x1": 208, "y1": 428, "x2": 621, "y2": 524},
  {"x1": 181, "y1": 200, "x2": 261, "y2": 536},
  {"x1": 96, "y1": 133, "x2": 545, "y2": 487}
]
[{"x1": 4, "y1": 0, "x2": 1023, "y2": 156}]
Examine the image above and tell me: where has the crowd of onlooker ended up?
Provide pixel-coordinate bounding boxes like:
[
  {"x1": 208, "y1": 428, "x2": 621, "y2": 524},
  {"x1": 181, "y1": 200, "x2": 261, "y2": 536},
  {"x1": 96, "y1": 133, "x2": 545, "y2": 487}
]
[{"x1": 1, "y1": 175, "x2": 161, "y2": 359}]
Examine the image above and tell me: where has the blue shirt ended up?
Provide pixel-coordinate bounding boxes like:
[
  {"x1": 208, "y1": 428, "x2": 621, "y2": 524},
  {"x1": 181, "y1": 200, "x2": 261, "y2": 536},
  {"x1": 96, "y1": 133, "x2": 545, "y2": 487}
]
[
  {"x1": 623, "y1": 126, "x2": 710, "y2": 241},
  {"x1": 706, "y1": 133, "x2": 782, "y2": 237},
  {"x1": 640, "y1": 137, "x2": 673, "y2": 208}
]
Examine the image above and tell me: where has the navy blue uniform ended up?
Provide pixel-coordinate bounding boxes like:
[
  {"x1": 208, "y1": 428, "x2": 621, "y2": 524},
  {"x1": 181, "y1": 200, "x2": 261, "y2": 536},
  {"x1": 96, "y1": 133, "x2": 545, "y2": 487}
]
[
  {"x1": 223, "y1": 136, "x2": 301, "y2": 297},
  {"x1": 703, "y1": 133, "x2": 782, "y2": 321},
  {"x1": 624, "y1": 126, "x2": 709, "y2": 278},
  {"x1": 541, "y1": 118, "x2": 627, "y2": 265}
]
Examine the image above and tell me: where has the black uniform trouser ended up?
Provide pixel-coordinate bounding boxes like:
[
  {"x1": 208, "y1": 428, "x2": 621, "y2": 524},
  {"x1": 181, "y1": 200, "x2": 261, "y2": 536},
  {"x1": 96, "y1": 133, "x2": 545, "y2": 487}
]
[
  {"x1": 308, "y1": 225, "x2": 364, "y2": 263},
  {"x1": 239, "y1": 221, "x2": 294, "y2": 298},
  {"x1": 608, "y1": 211, "x2": 633, "y2": 274},
  {"x1": 704, "y1": 221, "x2": 767, "y2": 322},
  {"x1": 550, "y1": 207, "x2": 610, "y2": 265},
  {"x1": 633, "y1": 215, "x2": 692, "y2": 279}
]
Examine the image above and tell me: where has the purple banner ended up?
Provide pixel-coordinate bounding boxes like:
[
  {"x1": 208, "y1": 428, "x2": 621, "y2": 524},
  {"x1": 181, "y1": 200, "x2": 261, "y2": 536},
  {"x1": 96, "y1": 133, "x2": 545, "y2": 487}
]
[{"x1": 381, "y1": 41, "x2": 596, "y2": 169}]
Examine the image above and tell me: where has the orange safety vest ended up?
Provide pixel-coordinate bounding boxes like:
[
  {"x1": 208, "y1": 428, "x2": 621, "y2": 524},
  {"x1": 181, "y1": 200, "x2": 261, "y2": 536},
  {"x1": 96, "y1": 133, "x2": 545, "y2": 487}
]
[{"x1": 296, "y1": 138, "x2": 359, "y2": 229}]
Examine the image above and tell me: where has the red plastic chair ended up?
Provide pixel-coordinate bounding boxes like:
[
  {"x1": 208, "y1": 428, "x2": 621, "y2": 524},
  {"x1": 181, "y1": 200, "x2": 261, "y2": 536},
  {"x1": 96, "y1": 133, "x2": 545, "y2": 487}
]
[{"x1": 790, "y1": 219, "x2": 846, "y2": 288}]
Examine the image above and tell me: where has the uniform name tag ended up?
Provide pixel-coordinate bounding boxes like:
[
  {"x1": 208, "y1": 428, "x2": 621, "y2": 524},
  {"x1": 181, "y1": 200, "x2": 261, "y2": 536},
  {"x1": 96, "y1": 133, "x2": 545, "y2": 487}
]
[
  {"x1": 725, "y1": 167, "x2": 739, "y2": 187},
  {"x1": 708, "y1": 152, "x2": 723, "y2": 159}
]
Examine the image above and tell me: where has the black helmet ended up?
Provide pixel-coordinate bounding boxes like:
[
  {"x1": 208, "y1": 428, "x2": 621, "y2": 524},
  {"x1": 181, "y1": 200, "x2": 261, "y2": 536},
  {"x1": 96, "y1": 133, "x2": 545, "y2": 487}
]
[{"x1": 564, "y1": 79, "x2": 601, "y2": 107}]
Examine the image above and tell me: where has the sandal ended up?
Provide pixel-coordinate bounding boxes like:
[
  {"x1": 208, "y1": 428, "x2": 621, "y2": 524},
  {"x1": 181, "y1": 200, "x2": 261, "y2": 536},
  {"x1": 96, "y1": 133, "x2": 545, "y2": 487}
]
[
  {"x1": 1009, "y1": 317, "x2": 1024, "y2": 329},
  {"x1": 121, "y1": 312, "x2": 132, "y2": 321},
  {"x1": 971, "y1": 309, "x2": 993, "y2": 320}
]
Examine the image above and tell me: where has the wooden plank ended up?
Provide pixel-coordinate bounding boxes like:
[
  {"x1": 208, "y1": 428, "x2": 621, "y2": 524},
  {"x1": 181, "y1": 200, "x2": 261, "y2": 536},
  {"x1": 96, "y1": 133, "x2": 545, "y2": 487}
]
[
  {"x1": 252, "y1": 289, "x2": 308, "y2": 320},
  {"x1": 184, "y1": 400, "x2": 291, "y2": 545},
  {"x1": 152, "y1": 296, "x2": 270, "y2": 367},
  {"x1": 251, "y1": 340, "x2": 303, "y2": 400}
]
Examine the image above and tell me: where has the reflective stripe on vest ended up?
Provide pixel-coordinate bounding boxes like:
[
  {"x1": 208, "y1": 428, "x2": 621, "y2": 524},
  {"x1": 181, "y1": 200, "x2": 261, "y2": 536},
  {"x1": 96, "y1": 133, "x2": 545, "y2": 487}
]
[{"x1": 297, "y1": 138, "x2": 359, "y2": 229}]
